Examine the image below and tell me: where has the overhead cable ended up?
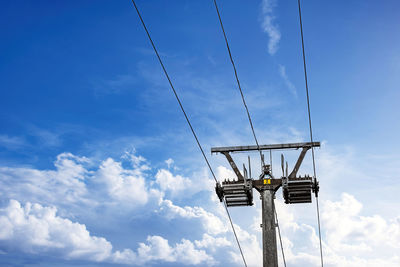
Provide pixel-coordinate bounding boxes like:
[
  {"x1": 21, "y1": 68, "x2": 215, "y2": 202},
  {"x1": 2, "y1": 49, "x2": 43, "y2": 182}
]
[
  {"x1": 213, "y1": 0, "x2": 264, "y2": 166},
  {"x1": 297, "y1": 0, "x2": 324, "y2": 265},
  {"x1": 130, "y1": 1, "x2": 247, "y2": 266},
  {"x1": 274, "y1": 202, "x2": 287, "y2": 267}
]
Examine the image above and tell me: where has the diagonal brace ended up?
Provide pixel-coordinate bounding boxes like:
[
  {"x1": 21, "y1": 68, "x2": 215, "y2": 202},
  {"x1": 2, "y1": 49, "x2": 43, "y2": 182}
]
[
  {"x1": 288, "y1": 146, "x2": 310, "y2": 178},
  {"x1": 222, "y1": 152, "x2": 244, "y2": 181}
]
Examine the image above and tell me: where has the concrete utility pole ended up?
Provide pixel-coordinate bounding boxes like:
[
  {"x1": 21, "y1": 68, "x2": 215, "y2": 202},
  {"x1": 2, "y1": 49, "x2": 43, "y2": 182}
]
[
  {"x1": 261, "y1": 189, "x2": 278, "y2": 266},
  {"x1": 213, "y1": 142, "x2": 320, "y2": 267}
]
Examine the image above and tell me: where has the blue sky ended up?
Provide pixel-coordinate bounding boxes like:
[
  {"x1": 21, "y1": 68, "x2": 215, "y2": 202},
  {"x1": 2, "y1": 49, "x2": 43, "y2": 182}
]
[{"x1": 0, "y1": 0, "x2": 399, "y2": 266}]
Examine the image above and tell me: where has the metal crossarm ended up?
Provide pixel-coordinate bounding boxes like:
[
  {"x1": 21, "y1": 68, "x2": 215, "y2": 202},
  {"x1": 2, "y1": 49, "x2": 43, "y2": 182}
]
[{"x1": 211, "y1": 142, "x2": 320, "y2": 153}]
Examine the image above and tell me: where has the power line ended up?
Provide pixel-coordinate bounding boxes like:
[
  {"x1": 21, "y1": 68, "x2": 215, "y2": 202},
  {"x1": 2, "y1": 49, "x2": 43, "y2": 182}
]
[
  {"x1": 130, "y1": 1, "x2": 247, "y2": 266},
  {"x1": 131, "y1": 0, "x2": 216, "y2": 183},
  {"x1": 223, "y1": 199, "x2": 248, "y2": 267},
  {"x1": 297, "y1": 0, "x2": 324, "y2": 266},
  {"x1": 213, "y1": 1, "x2": 290, "y2": 265},
  {"x1": 213, "y1": 0, "x2": 264, "y2": 166}
]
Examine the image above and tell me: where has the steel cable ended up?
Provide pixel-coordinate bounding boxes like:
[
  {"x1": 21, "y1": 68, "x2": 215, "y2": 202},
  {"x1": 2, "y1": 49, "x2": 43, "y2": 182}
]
[
  {"x1": 130, "y1": 1, "x2": 247, "y2": 266},
  {"x1": 297, "y1": 0, "x2": 324, "y2": 265},
  {"x1": 213, "y1": 1, "x2": 289, "y2": 265},
  {"x1": 213, "y1": 0, "x2": 264, "y2": 166},
  {"x1": 273, "y1": 201, "x2": 287, "y2": 267}
]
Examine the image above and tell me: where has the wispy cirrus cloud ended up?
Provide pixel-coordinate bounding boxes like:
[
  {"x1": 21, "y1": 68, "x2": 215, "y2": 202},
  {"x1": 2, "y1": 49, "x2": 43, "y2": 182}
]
[
  {"x1": 279, "y1": 64, "x2": 297, "y2": 97},
  {"x1": 93, "y1": 74, "x2": 137, "y2": 95},
  {"x1": 0, "y1": 134, "x2": 26, "y2": 150},
  {"x1": 261, "y1": 0, "x2": 281, "y2": 55}
]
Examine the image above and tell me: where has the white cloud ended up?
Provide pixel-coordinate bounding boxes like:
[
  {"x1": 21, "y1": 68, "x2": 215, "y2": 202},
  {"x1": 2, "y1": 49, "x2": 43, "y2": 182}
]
[
  {"x1": 137, "y1": 235, "x2": 215, "y2": 265},
  {"x1": 121, "y1": 150, "x2": 149, "y2": 170},
  {"x1": 322, "y1": 193, "x2": 400, "y2": 261},
  {"x1": 0, "y1": 152, "x2": 163, "y2": 215},
  {"x1": 159, "y1": 199, "x2": 227, "y2": 235},
  {"x1": 279, "y1": 64, "x2": 297, "y2": 97},
  {"x1": 2, "y1": 148, "x2": 399, "y2": 266},
  {"x1": 245, "y1": 188, "x2": 400, "y2": 267},
  {"x1": 261, "y1": 0, "x2": 281, "y2": 55},
  {"x1": 93, "y1": 74, "x2": 137, "y2": 95},
  {"x1": 0, "y1": 134, "x2": 26, "y2": 149},
  {"x1": 0, "y1": 199, "x2": 220, "y2": 266},
  {"x1": 268, "y1": 193, "x2": 400, "y2": 267},
  {"x1": 229, "y1": 224, "x2": 262, "y2": 267},
  {"x1": 194, "y1": 233, "x2": 231, "y2": 252},
  {"x1": 0, "y1": 152, "x2": 93, "y2": 209},
  {"x1": 165, "y1": 158, "x2": 174, "y2": 168},
  {"x1": 0, "y1": 199, "x2": 128, "y2": 262},
  {"x1": 0, "y1": 151, "x2": 233, "y2": 265},
  {"x1": 155, "y1": 169, "x2": 192, "y2": 196},
  {"x1": 216, "y1": 165, "x2": 236, "y2": 181},
  {"x1": 28, "y1": 126, "x2": 62, "y2": 147},
  {"x1": 95, "y1": 157, "x2": 149, "y2": 206},
  {"x1": 154, "y1": 168, "x2": 214, "y2": 198}
]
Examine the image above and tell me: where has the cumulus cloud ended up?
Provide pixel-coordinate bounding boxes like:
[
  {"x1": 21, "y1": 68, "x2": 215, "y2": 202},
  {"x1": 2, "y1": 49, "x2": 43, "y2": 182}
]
[
  {"x1": 2, "y1": 148, "x2": 399, "y2": 267},
  {"x1": 155, "y1": 169, "x2": 192, "y2": 196},
  {"x1": 216, "y1": 165, "x2": 236, "y2": 181},
  {"x1": 0, "y1": 152, "x2": 93, "y2": 209},
  {"x1": 0, "y1": 199, "x2": 127, "y2": 262},
  {"x1": 95, "y1": 157, "x2": 150, "y2": 205},
  {"x1": 0, "y1": 152, "x2": 164, "y2": 214},
  {"x1": 321, "y1": 193, "x2": 400, "y2": 265},
  {"x1": 229, "y1": 223, "x2": 262, "y2": 267},
  {"x1": 154, "y1": 168, "x2": 214, "y2": 198},
  {"x1": 0, "y1": 151, "x2": 236, "y2": 265},
  {"x1": 159, "y1": 199, "x2": 227, "y2": 235},
  {"x1": 0, "y1": 199, "x2": 220, "y2": 266},
  {"x1": 261, "y1": 0, "x2": 281, "y2": 55},
  {"x1": 268, "y1": 193, "x2": 400, "y2": 267},
  {"x1": 194, "y1": 233, "x2": 231, "y2": 252},
  {"x1": 137, "y1": 235, "x2": 215, "y2": 265},
  {"x1": 245, "y1": 187, "x2": 400, "y2": 267}
]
